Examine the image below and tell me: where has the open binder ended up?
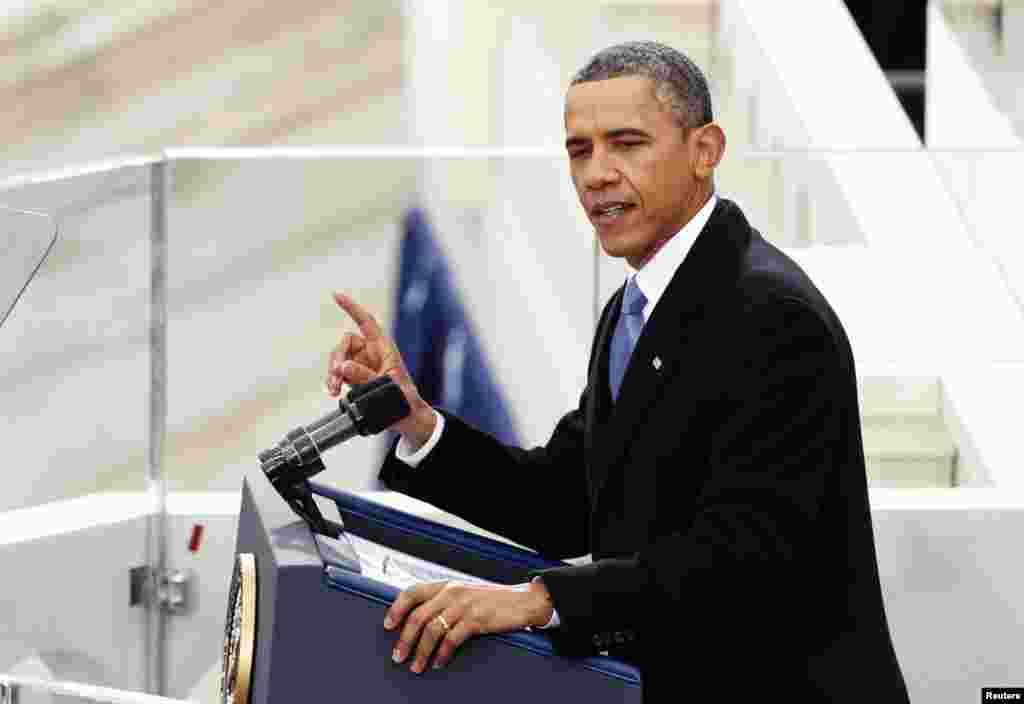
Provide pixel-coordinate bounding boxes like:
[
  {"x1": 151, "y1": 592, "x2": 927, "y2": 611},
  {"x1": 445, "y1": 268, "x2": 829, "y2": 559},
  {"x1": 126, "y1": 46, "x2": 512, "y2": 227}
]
[{"x1": 233, "y1": 468, "x2": 641, "y2": 703}]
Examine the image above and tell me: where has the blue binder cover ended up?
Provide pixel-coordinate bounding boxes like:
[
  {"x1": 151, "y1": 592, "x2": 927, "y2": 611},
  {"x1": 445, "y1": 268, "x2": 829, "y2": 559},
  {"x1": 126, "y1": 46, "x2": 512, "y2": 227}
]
[{"x1": 234, "y1": 470, "x2": 641, "y2": 703}]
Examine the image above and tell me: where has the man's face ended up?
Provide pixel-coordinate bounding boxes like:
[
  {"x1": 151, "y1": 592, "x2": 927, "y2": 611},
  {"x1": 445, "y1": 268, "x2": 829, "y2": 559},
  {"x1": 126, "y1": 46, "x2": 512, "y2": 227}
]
[{"x1": 565, "y1": 75, "x2": 705, "y2": 269}]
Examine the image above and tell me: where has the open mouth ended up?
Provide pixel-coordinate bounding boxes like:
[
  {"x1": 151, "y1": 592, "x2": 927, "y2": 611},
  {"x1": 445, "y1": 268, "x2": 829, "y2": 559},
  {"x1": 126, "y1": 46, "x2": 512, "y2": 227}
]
[{"x1": 591, "y1": 202, "x2": 636, "y2": 225}]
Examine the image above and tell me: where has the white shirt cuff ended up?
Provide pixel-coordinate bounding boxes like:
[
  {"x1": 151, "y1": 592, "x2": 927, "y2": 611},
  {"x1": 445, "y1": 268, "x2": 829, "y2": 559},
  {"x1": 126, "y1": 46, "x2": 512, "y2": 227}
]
[
  {"x1": 394, "y1": 409, "x2": 445, "y2": 467},
  {"x1": 529, "y1": 576, "x2": 560, "y2": 629},
  {"x1": 539, "y1": 607, "x2": 561, "y2": 629}
]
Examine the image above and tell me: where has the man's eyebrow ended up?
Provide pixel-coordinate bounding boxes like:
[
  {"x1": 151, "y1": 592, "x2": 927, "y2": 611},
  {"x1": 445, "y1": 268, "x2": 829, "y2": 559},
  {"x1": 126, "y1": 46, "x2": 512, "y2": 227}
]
[
  {"x1": 565, "y1": 128, "x2": 651, "y2": 149},
  {"x1": 605, "y1": 128, "x2": 651, "y2": 140}
]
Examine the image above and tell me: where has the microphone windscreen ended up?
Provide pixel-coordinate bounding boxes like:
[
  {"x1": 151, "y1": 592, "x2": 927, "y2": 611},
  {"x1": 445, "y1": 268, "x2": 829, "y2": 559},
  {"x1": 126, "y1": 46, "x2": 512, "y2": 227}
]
[
  {"x1": 347, "y1": 375, "x2": 391, "y2": 401},
  {"x1": 350, "y1": 379, "x2": 411, "y2": 435}
]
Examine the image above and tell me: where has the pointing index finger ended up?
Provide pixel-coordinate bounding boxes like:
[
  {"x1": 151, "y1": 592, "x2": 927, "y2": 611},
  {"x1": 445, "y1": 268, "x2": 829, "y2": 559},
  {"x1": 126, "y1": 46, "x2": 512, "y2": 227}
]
[{"x1": 333, "y1": 291, "x2": 384, "y2": 341}]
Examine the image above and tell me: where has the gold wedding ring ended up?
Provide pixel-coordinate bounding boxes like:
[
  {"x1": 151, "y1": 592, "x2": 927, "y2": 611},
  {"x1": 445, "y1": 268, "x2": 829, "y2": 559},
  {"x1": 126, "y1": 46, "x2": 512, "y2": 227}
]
[{"x1": 436, "y1": 614, "x2": 451, "y2": 633}]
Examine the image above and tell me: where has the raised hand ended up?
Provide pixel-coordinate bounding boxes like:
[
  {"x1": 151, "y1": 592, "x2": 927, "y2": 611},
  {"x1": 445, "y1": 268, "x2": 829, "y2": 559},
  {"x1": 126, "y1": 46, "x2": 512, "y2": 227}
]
[{"x1": 327, "y1": 291, "x2": 436, "y2": 449}]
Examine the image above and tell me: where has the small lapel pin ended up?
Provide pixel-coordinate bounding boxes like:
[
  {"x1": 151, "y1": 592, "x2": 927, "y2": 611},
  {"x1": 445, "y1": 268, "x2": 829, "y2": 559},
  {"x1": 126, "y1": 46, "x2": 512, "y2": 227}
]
[{"x1": 652, "y1": 356, "x2": 662, "y2": 371}]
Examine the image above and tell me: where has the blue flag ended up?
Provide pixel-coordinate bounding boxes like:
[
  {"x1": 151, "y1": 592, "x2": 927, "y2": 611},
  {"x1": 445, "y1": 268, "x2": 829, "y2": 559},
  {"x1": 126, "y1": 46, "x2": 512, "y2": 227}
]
[{"x1": 393, "y1": 207, "x2": 520, "y2": 446}]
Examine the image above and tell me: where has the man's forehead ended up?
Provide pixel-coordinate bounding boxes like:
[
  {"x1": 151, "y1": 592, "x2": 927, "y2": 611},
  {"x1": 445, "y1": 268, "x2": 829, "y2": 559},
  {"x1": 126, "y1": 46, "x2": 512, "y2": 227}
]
[{"x1": 564, "y1": 75, "x2": 666, "y2": 132}]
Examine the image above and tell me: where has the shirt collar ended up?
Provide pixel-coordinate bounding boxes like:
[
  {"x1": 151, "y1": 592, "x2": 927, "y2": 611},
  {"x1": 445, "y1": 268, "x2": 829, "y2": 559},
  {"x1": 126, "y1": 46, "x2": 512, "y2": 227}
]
[{"x1": 627, "y1": 193, "x2": 718, "y2": 320}]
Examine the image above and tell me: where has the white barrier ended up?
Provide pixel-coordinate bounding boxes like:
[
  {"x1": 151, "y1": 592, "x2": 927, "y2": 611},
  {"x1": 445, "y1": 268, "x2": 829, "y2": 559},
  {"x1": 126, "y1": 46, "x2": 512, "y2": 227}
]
[
  {"x1": 0, "y1": 493, "x2": 240, "y2": 700},
  {"x1": 0, "y1": 674, "x2": 194, "y2": 704},
  {"x1": 4, "y1": 488, "x2": 1024, "y2": 704}
]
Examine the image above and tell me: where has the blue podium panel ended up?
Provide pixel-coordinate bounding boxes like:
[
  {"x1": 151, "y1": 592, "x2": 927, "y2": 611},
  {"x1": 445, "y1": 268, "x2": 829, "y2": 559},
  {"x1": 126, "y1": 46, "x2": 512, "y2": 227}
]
[{"x1": 232, "y1": 469, "x2": 641, "y2": 704}]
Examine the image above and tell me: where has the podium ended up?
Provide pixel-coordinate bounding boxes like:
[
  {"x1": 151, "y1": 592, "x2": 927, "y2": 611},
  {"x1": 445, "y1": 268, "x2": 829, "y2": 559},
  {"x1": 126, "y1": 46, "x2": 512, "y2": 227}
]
[{"x1": 228, "y1": 468, "x2": 642, "y2": 703}]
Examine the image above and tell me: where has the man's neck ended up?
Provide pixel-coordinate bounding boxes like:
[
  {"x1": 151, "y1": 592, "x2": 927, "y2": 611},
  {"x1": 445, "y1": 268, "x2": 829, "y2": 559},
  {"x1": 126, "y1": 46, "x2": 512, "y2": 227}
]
[{"x1": 632, "y1": 188, "x2": 715, "y2": 271}]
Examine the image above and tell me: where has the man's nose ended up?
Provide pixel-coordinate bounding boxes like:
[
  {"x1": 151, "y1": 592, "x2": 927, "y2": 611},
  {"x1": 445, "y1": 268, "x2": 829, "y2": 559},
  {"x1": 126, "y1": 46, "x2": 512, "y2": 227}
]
[{"x1": 582, "y1": 150, "x2": 620, "y2": 190}]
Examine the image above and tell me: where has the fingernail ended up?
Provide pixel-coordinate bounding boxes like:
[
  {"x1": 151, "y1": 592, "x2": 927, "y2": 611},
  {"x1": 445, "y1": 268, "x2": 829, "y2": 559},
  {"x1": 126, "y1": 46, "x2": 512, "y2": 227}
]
[
  {"x1": 433, "y1": 661, "x2": 443, "y2": 669},
  {"x1": 392, "y1": 648, "x2": 403, "y2": 663},
  {"x1": 412, "y1": 661, "x2": 423, "y2": 674},
  {"x1": 384, "y1": 616, "x2": 394, "y2": 629}
]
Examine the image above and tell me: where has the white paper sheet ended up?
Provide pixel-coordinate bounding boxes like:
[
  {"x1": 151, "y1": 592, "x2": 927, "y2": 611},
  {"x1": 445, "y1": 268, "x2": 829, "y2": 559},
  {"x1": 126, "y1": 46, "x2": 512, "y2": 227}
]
[{"x1": 345, "y1": 533, "x2": 500, "y2": 591}]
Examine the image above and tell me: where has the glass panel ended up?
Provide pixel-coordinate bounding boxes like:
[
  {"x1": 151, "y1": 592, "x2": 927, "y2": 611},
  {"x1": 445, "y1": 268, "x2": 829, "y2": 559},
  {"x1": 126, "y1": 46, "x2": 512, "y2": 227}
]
[
  {"x1": 161, "y1": 149, "x2": 1024, "y2": 497},
  {"x1": 0, "y1": 162, "x2": 154, "y2": 510},
  {"x1": 163, "y1": 155, "x2": 596, "y2": 494},
  {"x1": 0, "y1": 205, "x2": 57, "y2": 330},
  {"x1": 0, "y1": 159, "x2": 157, "y2": 696}
]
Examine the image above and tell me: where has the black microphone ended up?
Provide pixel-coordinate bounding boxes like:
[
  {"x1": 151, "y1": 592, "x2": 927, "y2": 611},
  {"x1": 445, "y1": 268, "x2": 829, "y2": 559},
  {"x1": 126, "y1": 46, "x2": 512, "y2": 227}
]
[{"x1": 259, "y1": 376, "x2": 410, "y2": 487}]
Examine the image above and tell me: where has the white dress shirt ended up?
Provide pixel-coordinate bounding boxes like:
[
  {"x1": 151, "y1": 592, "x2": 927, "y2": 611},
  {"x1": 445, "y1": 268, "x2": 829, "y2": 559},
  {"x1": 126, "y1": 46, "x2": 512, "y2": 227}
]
[{"x1": 394, "y1": 193, "x2": 719, "y2": 629}]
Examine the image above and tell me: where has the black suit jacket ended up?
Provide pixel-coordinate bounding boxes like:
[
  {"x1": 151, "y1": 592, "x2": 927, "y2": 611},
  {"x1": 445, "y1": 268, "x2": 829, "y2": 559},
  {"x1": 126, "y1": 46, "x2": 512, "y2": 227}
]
[{"x1": 380, "y1": 198, "x2": 910, "y2": 702}]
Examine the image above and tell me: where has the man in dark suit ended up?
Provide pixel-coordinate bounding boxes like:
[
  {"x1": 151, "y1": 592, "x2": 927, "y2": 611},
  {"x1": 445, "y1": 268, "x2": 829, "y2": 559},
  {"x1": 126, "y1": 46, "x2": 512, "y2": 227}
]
[{"x1": 326, "y1": 41, "x2": 909, "y2": 702}]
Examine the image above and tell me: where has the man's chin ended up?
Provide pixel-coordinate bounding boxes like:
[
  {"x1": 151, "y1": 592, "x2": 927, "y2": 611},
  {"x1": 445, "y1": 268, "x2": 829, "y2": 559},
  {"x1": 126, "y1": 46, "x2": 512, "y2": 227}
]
[{"x1": 595, "y1": 232, "x2": 639, "y2": 261}]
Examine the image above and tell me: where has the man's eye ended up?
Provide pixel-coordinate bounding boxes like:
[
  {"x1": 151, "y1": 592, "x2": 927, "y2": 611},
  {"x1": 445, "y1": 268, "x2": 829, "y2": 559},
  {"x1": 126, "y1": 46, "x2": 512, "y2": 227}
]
[
  {"x1": 617, "y1": 141, "x2": 642, "y2": 149},
  {"x1": 569, "y1": 149, "x2": 590, "y2": 159}
]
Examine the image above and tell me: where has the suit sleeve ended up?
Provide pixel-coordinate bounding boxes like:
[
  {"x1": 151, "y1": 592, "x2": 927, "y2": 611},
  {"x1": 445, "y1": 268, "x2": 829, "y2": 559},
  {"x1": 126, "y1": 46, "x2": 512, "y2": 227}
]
[
  {"x1": 378, "y1": 389, "x2": 592, "y2": 560},
  {"x1": 532, "y1": 297, "x2": 844, "y2": 645}
]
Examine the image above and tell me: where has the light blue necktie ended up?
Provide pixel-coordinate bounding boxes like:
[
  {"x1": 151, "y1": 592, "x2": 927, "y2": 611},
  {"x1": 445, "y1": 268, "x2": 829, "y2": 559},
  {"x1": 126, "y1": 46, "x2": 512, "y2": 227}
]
[{"x1": 608, "y1": 277, "x2": 647, "y2": 402}]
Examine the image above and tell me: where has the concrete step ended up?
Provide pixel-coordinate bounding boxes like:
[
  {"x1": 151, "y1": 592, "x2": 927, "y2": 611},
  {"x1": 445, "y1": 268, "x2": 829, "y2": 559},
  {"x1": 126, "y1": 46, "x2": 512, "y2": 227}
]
[
  {"x1": 856, "y1": 375, "x2": 957, "y2": 487},
  {"x1": 862, "y1": 415, "x2": 957, "y2": 488}
]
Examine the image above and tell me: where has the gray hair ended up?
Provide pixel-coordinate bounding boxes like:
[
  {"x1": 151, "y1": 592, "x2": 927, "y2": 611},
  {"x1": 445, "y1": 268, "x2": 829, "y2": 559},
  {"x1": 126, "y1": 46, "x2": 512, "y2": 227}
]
[{"x1": 571, "y1": 41, "x2": 713, "y2": 130}]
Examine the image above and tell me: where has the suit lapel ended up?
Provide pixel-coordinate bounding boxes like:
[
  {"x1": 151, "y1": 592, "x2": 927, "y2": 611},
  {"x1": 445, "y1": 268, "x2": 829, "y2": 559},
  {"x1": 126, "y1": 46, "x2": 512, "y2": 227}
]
[
  {"x1": 583, "y1": 284, "x2": 621, "y2": 486},
  {"x1": 587, "y1": 198, "x2": 752, "y2": 502}
]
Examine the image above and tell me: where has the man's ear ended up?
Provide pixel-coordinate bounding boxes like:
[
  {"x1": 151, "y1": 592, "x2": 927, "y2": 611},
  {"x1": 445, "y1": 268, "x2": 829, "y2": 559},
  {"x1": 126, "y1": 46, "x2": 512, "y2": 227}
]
[{"x1": 693, "y1": 123, "x2": 726, "y2": 180}]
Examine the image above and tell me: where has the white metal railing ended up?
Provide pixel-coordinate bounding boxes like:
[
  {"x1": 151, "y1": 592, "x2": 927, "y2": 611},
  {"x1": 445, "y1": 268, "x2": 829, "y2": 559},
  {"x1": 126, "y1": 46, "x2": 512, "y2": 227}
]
[
  {"x1": 0, "y1": 154, "x2": 162, "y2": 193},
  {"x1": 0, "y1": 675, "x2": 196, "y2": 704}
]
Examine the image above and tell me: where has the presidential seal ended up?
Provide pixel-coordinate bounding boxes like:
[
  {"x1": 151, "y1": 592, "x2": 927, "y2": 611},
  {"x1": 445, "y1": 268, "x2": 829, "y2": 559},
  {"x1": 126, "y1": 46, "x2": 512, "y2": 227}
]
[{"x1": 221, "y1": 553, "x2": 257, "y2": 704}]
